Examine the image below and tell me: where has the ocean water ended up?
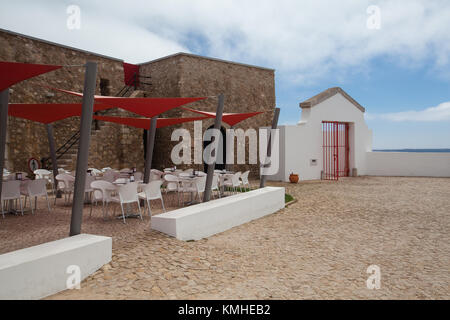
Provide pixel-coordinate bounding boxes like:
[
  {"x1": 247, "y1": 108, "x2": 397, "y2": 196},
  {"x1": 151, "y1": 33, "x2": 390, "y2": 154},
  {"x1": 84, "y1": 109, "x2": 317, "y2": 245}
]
[{"x1": 373, "y1": 149, "x2": 450, "y2": 153}]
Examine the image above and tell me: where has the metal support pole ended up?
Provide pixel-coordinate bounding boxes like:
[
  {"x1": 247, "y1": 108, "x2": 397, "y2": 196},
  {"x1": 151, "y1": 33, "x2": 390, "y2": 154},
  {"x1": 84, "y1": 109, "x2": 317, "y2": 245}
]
[
  {"x1": 260, "y1": 107, "x2": 280, "y2": 188},
  {"x1": 143, "y1": 116, "x2": 157, "y2": 183},
  {"x1": 0, "y1": 89, "x2": 9, "y2": 202},
  {"x1": 46, "y1": 124, "x2": 61, "y2": 198},
  {"x1": 69, "y1": 62, "x2": 97, "y2": 236},
  {"x1": 203, "y1": 94, "x2": 225, "y2": 202}
]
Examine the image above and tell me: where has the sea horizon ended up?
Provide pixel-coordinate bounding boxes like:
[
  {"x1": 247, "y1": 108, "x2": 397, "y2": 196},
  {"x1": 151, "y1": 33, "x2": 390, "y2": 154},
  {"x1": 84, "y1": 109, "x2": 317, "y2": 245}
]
[{"x1": 373, "y1": 148, "x2": 450, "y2": 153}]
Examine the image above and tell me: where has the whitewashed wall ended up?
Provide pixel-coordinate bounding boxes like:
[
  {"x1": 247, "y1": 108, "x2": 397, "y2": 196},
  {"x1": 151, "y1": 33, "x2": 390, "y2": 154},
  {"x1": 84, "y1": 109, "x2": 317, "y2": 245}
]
[
  {"x1": 269, "y1": 93, "x2": 372, "y2": 181},
  {"x1": 366, "y1": 152, "x2": 450, "y2": 177}
]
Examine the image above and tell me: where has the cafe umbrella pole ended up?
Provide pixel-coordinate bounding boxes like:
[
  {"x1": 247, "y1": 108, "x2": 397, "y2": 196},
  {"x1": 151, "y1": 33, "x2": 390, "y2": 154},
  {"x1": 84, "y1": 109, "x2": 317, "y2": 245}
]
[
  {"x1": 203, "y1": 94, "x2": 225, "y2": 202},
  {"x1": 260, "y1": 107, "x2": 280, "y2": 188},
  {"x1": 144, "y1": 116, "x2": 158, "y2": 184},
  {"x1": 69, "y1": 62, "x2": 97, "y2": 236},
  {"x1": 0, "y1": 89, "x2": 9, "y2": 202}
]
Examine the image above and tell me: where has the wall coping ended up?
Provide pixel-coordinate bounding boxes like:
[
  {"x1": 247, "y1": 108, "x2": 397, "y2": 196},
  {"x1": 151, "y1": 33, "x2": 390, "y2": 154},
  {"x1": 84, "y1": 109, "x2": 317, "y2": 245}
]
[{"x1": 139, "y1": 52, "x2": 275, "y2": 72}]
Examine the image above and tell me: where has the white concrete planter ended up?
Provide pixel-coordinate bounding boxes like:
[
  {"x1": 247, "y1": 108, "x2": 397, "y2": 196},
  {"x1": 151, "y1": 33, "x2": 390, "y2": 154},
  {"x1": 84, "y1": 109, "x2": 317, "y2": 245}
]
[
  {"x1": 151, "y1": 187, "x2": 285, "y2": 241},
  {"x1": 0, "y1": 234, "x2": 112, "y2": 300}
]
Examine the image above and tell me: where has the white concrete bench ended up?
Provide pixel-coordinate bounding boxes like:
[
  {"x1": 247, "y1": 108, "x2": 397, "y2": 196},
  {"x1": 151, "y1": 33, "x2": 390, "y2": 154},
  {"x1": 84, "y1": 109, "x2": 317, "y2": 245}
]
[
  {"x1": 0, "y1": 234, "x2": 112, "y2": 300},
  {"x1": 152, "y1": 186, "x2": 285, "y2": 241}
]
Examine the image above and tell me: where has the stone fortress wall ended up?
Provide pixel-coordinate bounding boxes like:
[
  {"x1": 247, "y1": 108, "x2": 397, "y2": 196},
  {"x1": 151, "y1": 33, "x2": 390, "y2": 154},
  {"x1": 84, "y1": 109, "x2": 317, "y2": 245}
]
[{"x1": 1, "y1": 29, "x2": 275, "y2": 177}]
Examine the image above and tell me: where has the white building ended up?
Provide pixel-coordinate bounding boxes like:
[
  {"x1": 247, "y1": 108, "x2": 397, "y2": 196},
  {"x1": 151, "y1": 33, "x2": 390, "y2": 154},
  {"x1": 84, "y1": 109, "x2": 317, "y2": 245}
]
[
  {"x1": 269, "y1": 87, "x2": 373, "y2": 181},
  {"x1": 269, "y1": 87, "x2": 450, "y2": 181}
]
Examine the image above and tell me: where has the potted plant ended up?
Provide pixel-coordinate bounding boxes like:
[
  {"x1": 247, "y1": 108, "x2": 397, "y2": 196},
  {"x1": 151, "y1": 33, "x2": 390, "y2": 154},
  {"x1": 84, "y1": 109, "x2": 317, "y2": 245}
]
[{"x1": 289, "y1": 172, "x2": 299, "y2": 183}]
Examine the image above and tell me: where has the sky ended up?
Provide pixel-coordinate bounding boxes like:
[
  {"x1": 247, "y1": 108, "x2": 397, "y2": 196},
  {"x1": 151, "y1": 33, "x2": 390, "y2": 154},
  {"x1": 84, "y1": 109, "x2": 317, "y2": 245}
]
[{"x1": 1, "y1": 0, "x2": 449, "y2": 149}]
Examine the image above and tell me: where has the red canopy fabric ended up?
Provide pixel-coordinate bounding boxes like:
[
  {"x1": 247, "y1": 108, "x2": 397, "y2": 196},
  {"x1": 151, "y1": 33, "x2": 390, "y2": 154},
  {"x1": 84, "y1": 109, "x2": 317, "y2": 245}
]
[
  {"x1": 182, "y1": 107, "x2": 264, "y2": 126},
  {"x1": 0, "y1": 61, "x2": 62, "y2": 91},
  {"x1": 8, "y1": 103, "x2": 113, "y2": 124},
  {"x1": 47, "y1": 87, "x2": 207, "y2": 118},
  {"x1": 123, "y1": 62, "x2": 139, "y2": 86},
  {"x1": 93, "y1": 115, "x2": 209, "y2": 130}
]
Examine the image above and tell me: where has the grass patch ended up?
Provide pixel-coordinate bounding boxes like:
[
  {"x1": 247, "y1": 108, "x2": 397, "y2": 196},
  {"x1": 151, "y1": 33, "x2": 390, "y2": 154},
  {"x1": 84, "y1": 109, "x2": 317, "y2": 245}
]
[{"x1": 285, "y1": 193, "x2": 294, "y2": 203}]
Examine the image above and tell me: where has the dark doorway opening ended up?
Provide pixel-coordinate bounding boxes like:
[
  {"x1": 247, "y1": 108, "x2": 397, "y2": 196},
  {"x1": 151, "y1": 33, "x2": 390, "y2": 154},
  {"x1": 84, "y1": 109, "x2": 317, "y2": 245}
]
[
  {"x1": 143, "y1": 129, "x2": 148, "y2": 160},
  {"x1": 203, "y1": 125, "x2": 226, "y2": 172}
]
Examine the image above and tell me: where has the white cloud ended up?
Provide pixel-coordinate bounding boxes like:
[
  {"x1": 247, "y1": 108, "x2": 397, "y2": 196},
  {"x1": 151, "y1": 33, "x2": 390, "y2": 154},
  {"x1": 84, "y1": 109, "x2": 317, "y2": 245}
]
[
  {"x1": 365, "y1": 101, "x2": 450, "y2": 122},
  {"x1": 0, "y1": 0, "x2": 449, "y2": 82},
  {"x1": 0, "y1": 1, "x2": 189, "y2": 63}
]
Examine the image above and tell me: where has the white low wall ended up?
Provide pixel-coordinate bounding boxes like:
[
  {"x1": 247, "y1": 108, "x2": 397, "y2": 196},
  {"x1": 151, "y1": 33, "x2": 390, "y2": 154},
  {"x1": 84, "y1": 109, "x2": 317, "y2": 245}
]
[
  {"x1": 152, "y1": 187, "x2": 285, "y2": 241},
  {"x1": 366, "y1": 152, "x2": 450, "y2": 177},
  {"x1": 0, "y1": 234, "x2": 112, "y2": 300}
]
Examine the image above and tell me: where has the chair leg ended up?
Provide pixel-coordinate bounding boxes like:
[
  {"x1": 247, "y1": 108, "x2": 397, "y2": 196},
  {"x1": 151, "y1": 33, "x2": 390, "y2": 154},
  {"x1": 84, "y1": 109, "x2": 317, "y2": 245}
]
[
  {"x1": 111, "y1": 202, "x2": 115, "y2": 219},
  {"x1": 146, "y1": 199, "x2": 151, "y2": 216},
  {"x1": 137, "y1": 201, "x2": 143, "y2": 220},
  {"x1": 46, "y1": 194, "x2": 51, "y2": 213},
  {"x1": 30, "y1": 197, "x2": 35, "y2": 215},
  {"x1": 120, "y1": 203, "x2": 126, "y2": 224},
  {"x1": 161, "y1": 197, "x2": 166, "y2": 212},
  {"x1": 90, "y1": 200, "x2": 94, "y2": 218},
  {"x1": 1, "y1": 201, "x2": 5, "y2": 218}
]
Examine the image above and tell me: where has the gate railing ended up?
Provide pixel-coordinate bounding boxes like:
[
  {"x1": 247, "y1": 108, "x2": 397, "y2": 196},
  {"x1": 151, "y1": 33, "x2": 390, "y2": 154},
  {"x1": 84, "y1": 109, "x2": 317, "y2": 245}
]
[{"x1": 322, "y1": 121, "x2": 349, "y2": 180}]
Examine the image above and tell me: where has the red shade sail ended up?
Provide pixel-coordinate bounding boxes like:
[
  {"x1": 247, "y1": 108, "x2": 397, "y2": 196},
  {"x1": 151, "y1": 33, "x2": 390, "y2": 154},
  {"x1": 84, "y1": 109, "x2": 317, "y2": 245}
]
[
  {"x1": 0, "y1": 61, "x2": 62, "y2": 91},
  {"x1": 93, "y1": 115, "x2": 209, "y2": 130},
  {"x1": 8, "y1": 103, "x2": 113, "y2": 124},
  {"x1": 182, "y1": 107, "x2": 264, "y2": 126},
  {"x1": 47, "y1": 87, "x2": 207, "y2": 118},
  {"x1": 123, "y1": 62, "x2": 139, "y2": 86}
]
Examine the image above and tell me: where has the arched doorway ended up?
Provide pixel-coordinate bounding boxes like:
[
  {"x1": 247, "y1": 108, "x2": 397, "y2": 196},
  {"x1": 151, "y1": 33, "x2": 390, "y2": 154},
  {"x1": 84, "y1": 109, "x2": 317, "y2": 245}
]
[{"x1": 203, "y1": 125, "x2": 226, "y2": 172}]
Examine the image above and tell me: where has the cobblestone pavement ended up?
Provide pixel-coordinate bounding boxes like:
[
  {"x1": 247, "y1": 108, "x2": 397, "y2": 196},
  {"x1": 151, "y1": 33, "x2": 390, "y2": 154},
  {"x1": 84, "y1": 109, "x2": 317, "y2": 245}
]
[{"x1": 1, "y1": 177, "x2": 449, "y2": 299}]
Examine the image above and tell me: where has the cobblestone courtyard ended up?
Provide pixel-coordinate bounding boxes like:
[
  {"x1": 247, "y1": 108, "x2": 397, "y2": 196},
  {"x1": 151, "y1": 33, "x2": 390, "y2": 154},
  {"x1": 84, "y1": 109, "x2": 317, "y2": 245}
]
[{"x1": 1, "y1": 176, "x2": 449, "y2": 299}]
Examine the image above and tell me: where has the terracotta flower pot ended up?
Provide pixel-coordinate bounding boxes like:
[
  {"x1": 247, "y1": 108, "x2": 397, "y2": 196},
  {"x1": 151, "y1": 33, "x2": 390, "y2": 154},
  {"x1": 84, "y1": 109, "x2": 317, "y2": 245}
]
[{"x1": 289, "y1": 173, "x2": 299, "y2": 183}]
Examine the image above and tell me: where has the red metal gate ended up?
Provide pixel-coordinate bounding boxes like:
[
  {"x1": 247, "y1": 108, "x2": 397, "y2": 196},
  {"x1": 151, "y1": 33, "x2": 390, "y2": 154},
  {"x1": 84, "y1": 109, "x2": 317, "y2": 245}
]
[{"x1": 322, "y1": 121, "x2": 349, "y2": 180}]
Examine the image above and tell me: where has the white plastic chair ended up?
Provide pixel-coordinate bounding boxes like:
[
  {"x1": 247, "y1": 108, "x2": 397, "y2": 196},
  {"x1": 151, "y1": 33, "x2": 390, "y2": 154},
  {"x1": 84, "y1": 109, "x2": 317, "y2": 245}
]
[
  {"x1": 195, "y1": 175, "x2": 207, "y2": 200},
  {"x1": 133, "y1": 171, "x2": 144, "y2": 182},
  {"x1": 103, "y1": 170, "x2": 119, "y2": 183},
  {"x1": 138, "y1": 180, "x2": 165, "y2": 216},
  {"x1": 240, "y1": 170, "x2": 251, "y2": 191},
  {"x1": 34, "y1": 169, "x2": 55, "y2": 195},
  {"x1": 223, "y1": 171, "x2": 242, "y2": 194},
  {"x1": 1, "y1": 180, "x2": 23, "y2": 217},
  {"x1": 21, "y1": 179, "x2": 50, "y2": 214},
  {"x1": 211, "y1": 174, "x2": 221, "y2": 198},
  {"x1": 164, "y1": 174, "x2": 181, "y2": 206},
  {"x1": 150, "y1": 169, "x2": 164, "y2": 181},
  {"x1": 88, "y1": 168, "x2": 102, "y2": 176},
  {"x1": 113, "y1": 182, "x2": 142, "y2": 223},
  {"x1": 55, "y1": 173, "x2": 75, "y2": 204},
  {"x1": 58, "y1": 168, "x2": 70, "y2": 174},
  {"x1": 90, "y1": 180, "x2": 117, "y2": 219},
  {"x1": 84, "y1": 175, "x2": 96, "y2": 202}
]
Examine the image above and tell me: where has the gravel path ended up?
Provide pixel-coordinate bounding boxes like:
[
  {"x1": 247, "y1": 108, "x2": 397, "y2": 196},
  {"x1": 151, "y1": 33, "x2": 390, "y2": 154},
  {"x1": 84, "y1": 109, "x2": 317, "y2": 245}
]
[{"x1": 1, "y1": 176, "x2": 449, "y2": 299}]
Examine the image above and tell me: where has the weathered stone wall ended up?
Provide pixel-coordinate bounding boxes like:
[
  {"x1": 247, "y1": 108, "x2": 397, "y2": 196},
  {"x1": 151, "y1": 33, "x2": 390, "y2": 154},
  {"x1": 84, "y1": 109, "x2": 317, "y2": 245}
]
[
  {"x1": 1, "y1": 30, "x2": 276, "y2": 177},
  {"x1": 140, "y1": 54, "x2": 276, "y2": 177},
  {"x1": 0, "y1": 30, "x2": 139, "y2": 174}
]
